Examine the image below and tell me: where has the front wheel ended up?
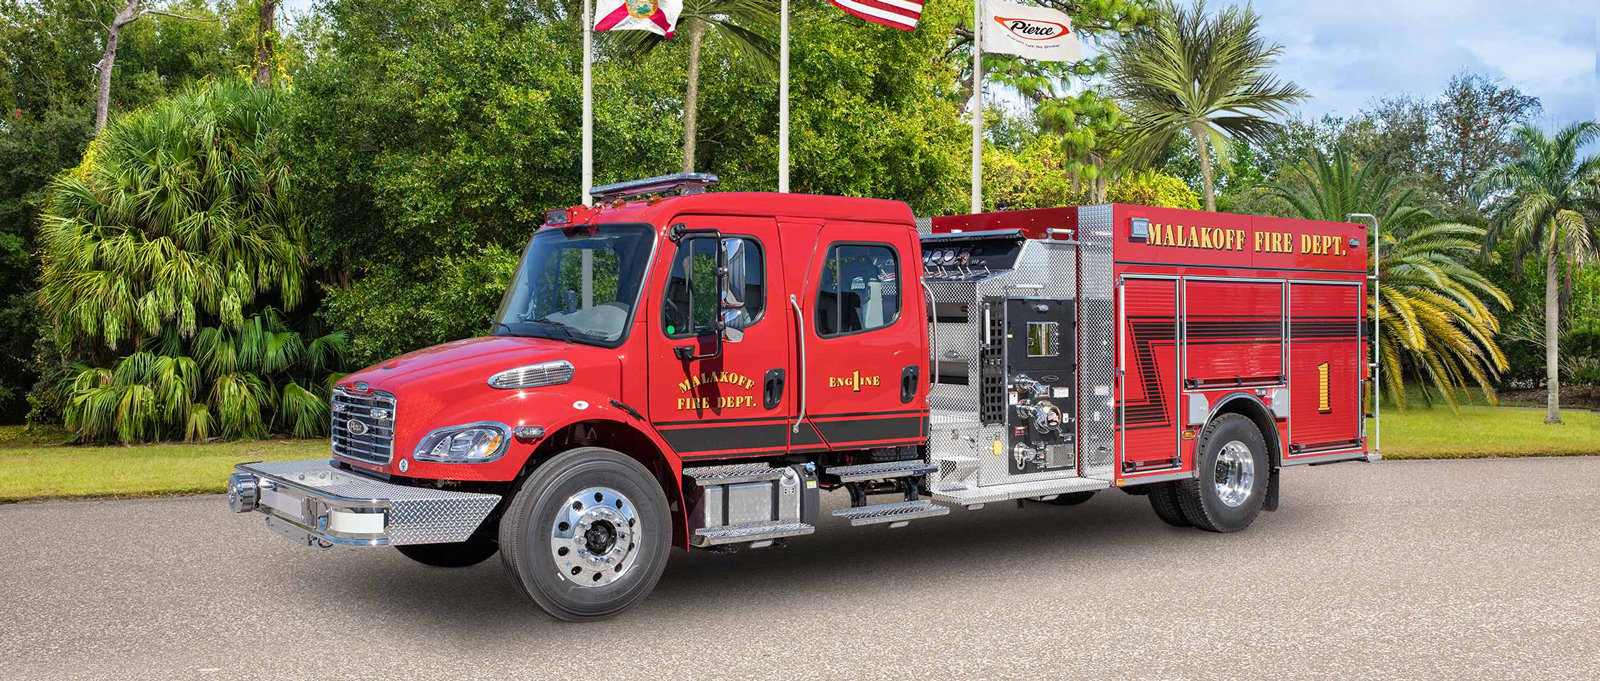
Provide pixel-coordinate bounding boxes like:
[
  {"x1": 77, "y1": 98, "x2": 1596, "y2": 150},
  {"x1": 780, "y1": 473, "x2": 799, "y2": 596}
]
[
  {"x1": 1173, "y1": 413, "x2": 1270, "y2": 533},
  {"x1": 498, "y1": 447, "x2": 671, "y2": 621}
]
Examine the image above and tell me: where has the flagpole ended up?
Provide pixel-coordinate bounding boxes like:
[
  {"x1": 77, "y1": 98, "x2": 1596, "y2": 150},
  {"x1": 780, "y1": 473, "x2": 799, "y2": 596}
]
[
  {"x1": 970, "y1": 0, "x2": 983, "y2": 213},
  {"x1": 778, "y1": 0, "x2": 790, "y2": 193},
  {"x1": 582, "y1": 0, "x2": 594, "y2": 207}
]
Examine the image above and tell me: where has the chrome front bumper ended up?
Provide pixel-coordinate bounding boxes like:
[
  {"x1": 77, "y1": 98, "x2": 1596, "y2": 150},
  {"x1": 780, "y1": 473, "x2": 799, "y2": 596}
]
[{"x1": 227, "y1": 459, "x2": 500, "y2": 548}]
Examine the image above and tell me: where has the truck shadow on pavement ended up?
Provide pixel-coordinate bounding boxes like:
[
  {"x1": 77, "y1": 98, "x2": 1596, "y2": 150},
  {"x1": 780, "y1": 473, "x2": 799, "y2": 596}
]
[{"x1": 309, "y1": 491, "x2": 1272, "y2": 632}]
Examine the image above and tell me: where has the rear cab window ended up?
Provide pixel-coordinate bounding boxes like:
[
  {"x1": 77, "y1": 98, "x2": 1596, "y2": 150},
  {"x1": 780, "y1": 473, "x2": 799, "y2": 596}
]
[{"x1": 814, "y1": 243, "x2": 900, "y2": 337}]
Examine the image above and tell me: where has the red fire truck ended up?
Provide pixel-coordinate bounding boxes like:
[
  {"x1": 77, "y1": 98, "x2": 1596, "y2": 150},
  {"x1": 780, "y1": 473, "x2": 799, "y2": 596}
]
[{"x1": 227, "y1": 173, "x2": 1377, "y2": 620}]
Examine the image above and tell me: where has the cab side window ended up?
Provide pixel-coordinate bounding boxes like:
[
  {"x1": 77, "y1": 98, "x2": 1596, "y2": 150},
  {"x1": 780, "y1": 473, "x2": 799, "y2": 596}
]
[
  {"x1": 815, "y1": 243, "x2": 900, "y2": 337},
  {"x1": 662, "y1": 237, "x2": 766, "y2": 338}
]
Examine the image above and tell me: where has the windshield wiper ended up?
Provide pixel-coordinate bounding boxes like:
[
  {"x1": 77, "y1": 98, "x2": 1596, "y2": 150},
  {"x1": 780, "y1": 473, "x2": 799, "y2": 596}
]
[{"x1": 522, "y1": 317, "x2": 577, "y2": 344}]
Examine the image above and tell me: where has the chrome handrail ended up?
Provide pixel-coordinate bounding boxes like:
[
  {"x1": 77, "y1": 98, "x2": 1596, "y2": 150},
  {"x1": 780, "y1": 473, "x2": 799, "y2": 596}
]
[
  {"x1": 789, "y1": 294, "x2": 807, "y2": 433},
  {"x1": 922, "y1": 280, "x2": 938, "y2": 379}
]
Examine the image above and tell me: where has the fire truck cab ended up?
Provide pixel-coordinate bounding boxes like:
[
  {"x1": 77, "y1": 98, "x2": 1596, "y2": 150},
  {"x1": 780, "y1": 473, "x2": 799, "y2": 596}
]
[{"x1": 227, "y1": 174, "x2": 1375, "y2": 621}]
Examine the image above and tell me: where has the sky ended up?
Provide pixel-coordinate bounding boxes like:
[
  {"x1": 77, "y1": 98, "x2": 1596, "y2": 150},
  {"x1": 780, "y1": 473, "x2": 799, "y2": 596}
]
[
  {"x1": 1218, "y1": 0, "x2": 1595, "y2": 127},
  {"x1": 281, "y1": 0, "x2": 1598, "y2": 128}
]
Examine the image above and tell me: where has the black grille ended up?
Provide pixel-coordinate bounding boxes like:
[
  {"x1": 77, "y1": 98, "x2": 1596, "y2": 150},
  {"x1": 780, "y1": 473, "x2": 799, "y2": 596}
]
[
  {"x1": 331, "y1": 389, "x2": 396, "y2": 465},
  {"x1": 980, "y1": 298, "x2": 1006, "y2": 425}
]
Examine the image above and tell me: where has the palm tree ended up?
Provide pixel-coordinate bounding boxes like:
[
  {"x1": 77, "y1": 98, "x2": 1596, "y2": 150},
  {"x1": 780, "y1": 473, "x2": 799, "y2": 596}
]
[
  {"x1": 1272, "y1": 148, "x2": 1510, "y2": 410},
  {"x1": 1108, "y1": 0, "x2": 1306, "y2": 211},
  {"x1": 39, "y1": 79, "x2": 347, "y2": 442},
  {"x1": 1476, "y1": 122, "x2": 1600, "y2": 425},
  {"x1": 611, "y1": 0, "x2": 776, "y2": 173}
]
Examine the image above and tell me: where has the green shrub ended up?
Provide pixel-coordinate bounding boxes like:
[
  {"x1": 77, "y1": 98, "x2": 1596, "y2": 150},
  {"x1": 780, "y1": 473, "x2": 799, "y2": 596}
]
[
  {"x1": 37, "y1": 80, "x2": 345, "y2": 443},
  {"x1": 1107, "y1": 169, "x2": 1202, "y2": 209}
]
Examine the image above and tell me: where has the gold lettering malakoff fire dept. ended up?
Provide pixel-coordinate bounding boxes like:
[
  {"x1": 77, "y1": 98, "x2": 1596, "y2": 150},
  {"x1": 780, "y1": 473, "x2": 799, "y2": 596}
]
[
  {"x1": 676, "y1": 370, "x2": 757, "y2": 410},
  {"x1": 828, "y1": 370, "x2": 881, "y2": 391},
  {"x1": 1147, "y1": 222, "x2": 1348, "y2": 257}
]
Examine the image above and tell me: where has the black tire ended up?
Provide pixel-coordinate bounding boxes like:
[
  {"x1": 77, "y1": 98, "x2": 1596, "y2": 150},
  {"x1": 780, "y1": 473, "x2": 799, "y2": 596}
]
[
  {"x1": 498, "y1": 446, "x2": 671, "y2": 621},
  {"x1": 1042, "y1": 491, "x2": 1096, "y2": 506},
  {"x1": 1174, "y1": 413, "x2": 1270, "y2": 533},
  {"x1": 395, "y1": 532, "x2": 499, "y2": 568},
  {"x1": 1146, "y1": 483, "x2": 1191, "y2": 527}
]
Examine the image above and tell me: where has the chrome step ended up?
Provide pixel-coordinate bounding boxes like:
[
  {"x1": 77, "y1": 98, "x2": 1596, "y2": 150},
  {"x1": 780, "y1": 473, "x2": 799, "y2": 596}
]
[
  {"x1": 691, "y1": 521, "x2": 815, "y2": 547},
  {"x1": 824, "y1": 460, "x2": 937, "y2": 483},
  {"x1": 833, "y1": 500, "x2": 950, "y2": 527},
  {"x1": 932, "y1": 476, "x2": 1109, "y2": 506},
  {"x1": 684, "y1": 462, "x2": 788, "y2": 486}
]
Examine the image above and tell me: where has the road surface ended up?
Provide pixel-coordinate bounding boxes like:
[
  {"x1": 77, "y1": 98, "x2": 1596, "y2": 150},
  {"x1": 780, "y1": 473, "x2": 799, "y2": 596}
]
[{"x1": 1, "y1": 456, "x2": 1597, "y2": 680}]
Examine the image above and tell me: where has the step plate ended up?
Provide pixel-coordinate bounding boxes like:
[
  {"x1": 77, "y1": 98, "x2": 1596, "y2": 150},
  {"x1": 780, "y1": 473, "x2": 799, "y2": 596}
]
[
  {"x1": 825, "y1": 460, "x2": 938, "y2": 483},
  {"x1": 932, "y1": 476, "x2": 1110, "y2": 506},
  {"x1": 691, "y1": 521, "x2": 815, "y2": 546},
  {"x1": 832, "y1": 500, "x2": 950, "y2": 526},
  {"x1": 684, "y1": 462, "x2": 788, "y2": 486}
]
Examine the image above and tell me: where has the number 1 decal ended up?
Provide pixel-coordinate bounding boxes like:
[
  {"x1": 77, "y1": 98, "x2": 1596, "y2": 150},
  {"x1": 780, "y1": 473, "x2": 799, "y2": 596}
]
[{"x1": 1317, "y1": 361, "x2": 1332, "y2": 413}]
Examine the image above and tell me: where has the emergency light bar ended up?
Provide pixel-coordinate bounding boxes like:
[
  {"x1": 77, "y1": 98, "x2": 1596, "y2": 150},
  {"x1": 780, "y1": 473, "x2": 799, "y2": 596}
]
[{"x1": 590, "y1": 173, "x2": 719, "y2": 203}]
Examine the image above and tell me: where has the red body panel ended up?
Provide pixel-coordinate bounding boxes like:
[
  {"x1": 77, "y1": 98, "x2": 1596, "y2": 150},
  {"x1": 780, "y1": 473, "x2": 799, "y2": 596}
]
[
  {"x1": 332, "y1": 194, "x2": 1367, "y2": 541},
  {"x1": 332, "y1": 191, "x2": 924, "y2": 486},
  {"x1": 1103, "y1": 204, "x2": 1368, "y2": 481}
]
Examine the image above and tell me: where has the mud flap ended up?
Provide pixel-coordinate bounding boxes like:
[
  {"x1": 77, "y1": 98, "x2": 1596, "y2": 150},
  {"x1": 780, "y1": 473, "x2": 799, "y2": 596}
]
[{"x1": 1263, "y1": 467, "x2": 1280, "y2": 512}]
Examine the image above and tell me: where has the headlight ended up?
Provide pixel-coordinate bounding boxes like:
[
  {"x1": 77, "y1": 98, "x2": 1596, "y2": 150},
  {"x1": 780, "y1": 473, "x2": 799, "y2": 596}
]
[{"x1": 413, "y1": 423, "x2": 511, "y2": 463}]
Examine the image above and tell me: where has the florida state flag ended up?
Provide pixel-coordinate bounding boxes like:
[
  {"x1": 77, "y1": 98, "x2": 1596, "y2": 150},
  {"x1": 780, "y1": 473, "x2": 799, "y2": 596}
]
[{"x1": 595, "y1": 0, "x2": 682, "y2": 37}]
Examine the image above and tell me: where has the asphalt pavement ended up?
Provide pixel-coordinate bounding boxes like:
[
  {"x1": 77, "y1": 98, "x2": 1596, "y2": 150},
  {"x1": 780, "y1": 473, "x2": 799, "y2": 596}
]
[{"x1": 1, "y1": 456, "x2": 1597, "y2": 680}]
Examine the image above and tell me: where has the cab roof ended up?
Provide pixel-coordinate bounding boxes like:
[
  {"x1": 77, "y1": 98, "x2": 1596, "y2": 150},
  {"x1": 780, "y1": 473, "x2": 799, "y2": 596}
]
[{"x1": 579, "y1": 191, "x2": 916, "y2": 227}]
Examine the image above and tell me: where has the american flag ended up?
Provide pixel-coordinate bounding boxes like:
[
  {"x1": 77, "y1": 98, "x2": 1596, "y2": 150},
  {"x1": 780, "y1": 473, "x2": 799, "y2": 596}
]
[{"x1": 827, "y1": 0, "x2": 923, "y2": 31}]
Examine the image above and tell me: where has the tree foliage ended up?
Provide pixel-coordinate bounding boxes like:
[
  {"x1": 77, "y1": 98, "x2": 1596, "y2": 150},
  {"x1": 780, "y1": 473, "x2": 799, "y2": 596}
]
[
  {"x1": 1108, "y1": 0, "x2": 1306, "y2": 210},
  {"x1": 1475, "y1": 122, "x2": 1600, "y2": 422},
  {"x1": 38, "y1": 80, "x2": 344, "y2": 442},
  {"x1": 1106, "y1": 168, "x2": 1199, "y2": 209},
  {"x1": 1271, "y1": 148, "x2": 1509, "y2": 410}
]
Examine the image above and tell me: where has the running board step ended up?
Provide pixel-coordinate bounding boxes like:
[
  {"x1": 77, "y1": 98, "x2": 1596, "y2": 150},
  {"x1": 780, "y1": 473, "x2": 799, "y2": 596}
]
[
  {"x1": 824, "y1": 460, "x2": 937, "y2": 483},
  {"x1": 691, "y1": 521, "x2": 815, "y2": 547},
  {"x1": 684, "y1": 462, "x2": 789, "y2": 486},
  {"x1": 833, "y1": 500, "x2": 950, "y2": 527},
  {"x1": 932, "y1": 476, "x2": 1110, "y2": 506}
]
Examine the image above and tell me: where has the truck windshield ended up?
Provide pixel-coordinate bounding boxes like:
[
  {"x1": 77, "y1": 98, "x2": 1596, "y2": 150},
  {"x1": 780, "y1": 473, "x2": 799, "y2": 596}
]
[{"x1": 492, "y1": 223, "x2": 655, "y2": 346}]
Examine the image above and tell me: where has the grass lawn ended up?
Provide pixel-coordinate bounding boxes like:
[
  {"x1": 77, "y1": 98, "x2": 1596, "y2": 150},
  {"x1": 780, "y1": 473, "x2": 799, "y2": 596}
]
[
  {"x1": 0, "y1": 426, "x2": 324, "y2": 503},
  {"x1": 1374, "y1": 406, "x2": 1600, "y2": 459},
  {"x1": 2, "y1": 405, "x2": 1596, "y2": 502}
]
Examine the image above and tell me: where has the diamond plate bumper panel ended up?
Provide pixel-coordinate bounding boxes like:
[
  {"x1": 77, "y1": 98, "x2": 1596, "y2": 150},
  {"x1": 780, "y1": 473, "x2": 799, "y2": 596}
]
[{"x1": 231, "y1": 459, "x2": 499, "y2": 547}]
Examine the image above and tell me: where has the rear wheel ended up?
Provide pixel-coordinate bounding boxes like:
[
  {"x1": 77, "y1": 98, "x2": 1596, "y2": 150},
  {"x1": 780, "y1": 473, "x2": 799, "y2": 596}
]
[
  {"x1": 1174, "y1": 414, "x2": 1270, "y2": 533},
  {"x1": 1146, "y1": 483, "x2": 1191, "y2": 527},
  {"x1": 395, "y1": 532, "x2": 498, "y2": 567},
  {"x1": 498, "y1": 446, "x2": 671, "y2": 621}
]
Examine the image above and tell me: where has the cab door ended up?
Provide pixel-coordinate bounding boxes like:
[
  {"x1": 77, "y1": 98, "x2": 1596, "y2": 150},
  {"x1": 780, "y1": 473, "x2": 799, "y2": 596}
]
[
  {"x1": 645, "y1": 215, "x2": 793, "y2": 461},
  {"x1": 791, "y1": 222, "x2": 928, "y2": 454}
]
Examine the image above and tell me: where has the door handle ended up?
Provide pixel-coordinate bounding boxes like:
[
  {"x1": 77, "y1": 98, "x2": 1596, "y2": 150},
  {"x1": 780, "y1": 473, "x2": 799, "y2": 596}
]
[
  {"x1": 764, "y1": 368, "x2": 785, "y2": 410},
  {"x1": 900, "y1": 365, "x2": 919, "y2": 404}
]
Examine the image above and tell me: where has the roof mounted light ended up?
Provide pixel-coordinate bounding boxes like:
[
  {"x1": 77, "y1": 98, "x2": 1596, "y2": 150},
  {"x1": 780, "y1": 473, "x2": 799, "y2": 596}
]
[{"x1": 590, "y1": 173, "x2": 719, "y2": 203}]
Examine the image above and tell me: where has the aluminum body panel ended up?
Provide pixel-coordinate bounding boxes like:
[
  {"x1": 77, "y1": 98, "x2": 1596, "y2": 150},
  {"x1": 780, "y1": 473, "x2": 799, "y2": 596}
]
[{"x1": 924, "y1": 222, "x2": 1115, "y2": 489}]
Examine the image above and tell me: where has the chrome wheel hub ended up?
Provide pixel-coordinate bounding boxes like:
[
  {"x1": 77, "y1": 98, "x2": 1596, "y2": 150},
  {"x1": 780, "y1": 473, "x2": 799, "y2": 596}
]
[
  {"x1": 1213, "y1": 441, "x2": 1256, "y2": 508},
  {"x1": 550, "y1": 486, "x2": 640, "y2": 587}
]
